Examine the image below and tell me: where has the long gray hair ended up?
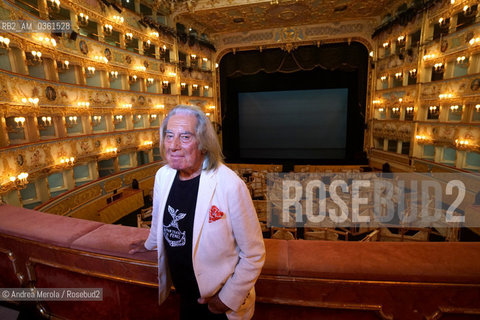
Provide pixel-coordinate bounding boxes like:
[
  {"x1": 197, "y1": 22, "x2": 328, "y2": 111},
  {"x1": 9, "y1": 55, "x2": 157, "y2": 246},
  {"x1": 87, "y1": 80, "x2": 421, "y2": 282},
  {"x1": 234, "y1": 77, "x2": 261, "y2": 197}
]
[{"x1": 159, "y1": 105, "x2": 223, "y2": 171}]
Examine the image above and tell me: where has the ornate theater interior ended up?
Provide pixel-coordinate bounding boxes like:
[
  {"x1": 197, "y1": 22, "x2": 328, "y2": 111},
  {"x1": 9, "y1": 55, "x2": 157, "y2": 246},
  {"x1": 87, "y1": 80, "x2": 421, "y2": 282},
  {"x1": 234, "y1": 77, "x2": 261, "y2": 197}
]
[{"x1": 0, "y1": 0, "x2": 480, "y2": 319}]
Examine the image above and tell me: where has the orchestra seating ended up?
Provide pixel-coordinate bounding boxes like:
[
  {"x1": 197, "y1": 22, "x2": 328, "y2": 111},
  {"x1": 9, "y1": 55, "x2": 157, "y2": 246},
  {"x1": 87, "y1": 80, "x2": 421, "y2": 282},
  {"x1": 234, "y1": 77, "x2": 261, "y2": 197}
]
[{"x1": 294, "y1": 165, "x2": 368, "y2": 172}]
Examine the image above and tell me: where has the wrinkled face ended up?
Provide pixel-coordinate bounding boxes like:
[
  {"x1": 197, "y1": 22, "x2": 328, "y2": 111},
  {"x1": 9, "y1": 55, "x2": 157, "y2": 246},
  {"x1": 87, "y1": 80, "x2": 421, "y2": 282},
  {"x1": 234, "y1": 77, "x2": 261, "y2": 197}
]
[{"x1": 164, "y1": 113, "x2": 204, "y2": 179}]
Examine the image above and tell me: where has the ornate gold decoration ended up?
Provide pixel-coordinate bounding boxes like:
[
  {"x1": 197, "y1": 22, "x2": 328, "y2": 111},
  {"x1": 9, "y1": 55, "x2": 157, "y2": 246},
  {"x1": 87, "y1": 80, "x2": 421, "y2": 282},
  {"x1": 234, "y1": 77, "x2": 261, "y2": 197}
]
[
  {"x1": 178, "y1": 0, "x2": 388, "y2": 34},
  {"x1": 372, "y1": 120, "x2": 413, "y2": 141},
  {"x1": 0, "y1": 129, "x2": 161, "y2": 192},
  {"x1": 104, "y1": 178, "x2": 122, "y2": 193}
]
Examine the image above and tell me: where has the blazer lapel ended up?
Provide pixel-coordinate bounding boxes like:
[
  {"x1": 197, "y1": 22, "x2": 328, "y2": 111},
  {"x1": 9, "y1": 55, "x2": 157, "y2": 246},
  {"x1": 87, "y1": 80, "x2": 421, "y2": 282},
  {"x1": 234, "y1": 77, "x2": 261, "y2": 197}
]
[
  {"x1": 192, "y1": 168, "x2": 217, "y2": 260},
  {"x1": 156, "y1": 167, "x2": 176, "y2": 250}
]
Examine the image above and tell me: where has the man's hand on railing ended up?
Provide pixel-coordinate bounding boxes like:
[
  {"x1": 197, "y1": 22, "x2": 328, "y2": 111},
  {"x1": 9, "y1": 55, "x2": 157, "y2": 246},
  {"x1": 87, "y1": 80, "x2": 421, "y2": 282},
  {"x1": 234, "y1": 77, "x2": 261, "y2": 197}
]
[{"x1": 129, "y1": 239, "x2": 148, "y2": 254}]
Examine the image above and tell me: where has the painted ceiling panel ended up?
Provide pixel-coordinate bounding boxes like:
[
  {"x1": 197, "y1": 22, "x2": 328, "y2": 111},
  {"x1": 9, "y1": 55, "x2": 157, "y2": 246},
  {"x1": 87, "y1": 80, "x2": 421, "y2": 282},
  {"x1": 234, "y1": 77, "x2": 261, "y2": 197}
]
[{"x1": 174, "y1": 0, "x2": 403, "y2": 34}]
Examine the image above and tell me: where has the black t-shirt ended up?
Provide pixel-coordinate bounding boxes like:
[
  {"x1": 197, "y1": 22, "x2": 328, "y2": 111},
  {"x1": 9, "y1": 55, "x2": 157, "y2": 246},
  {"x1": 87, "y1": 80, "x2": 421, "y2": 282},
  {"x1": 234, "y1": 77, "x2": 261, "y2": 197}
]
[{"x1": 163, "y1": 172, "x2": 201, "y2": 300}]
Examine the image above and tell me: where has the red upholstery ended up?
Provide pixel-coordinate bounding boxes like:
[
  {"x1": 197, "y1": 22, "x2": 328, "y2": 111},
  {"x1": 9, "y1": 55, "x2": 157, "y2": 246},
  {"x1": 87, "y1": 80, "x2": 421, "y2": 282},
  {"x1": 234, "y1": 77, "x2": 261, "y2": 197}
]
[
  {"x1": 2, "y1": 204, "x2": 480, "y2": 319},
  {"x1": 71, "y1": 224, "x2": 157, "y2": 261},
  {"x1": 287, "y1": 240, "x2": 480, "y2": 283},
  {"x1": 263, "y1": 239, "x2": 288, "y2": 276},
  {"x1": 0, "y1": 205, "x2": 102, "y2": 247}
]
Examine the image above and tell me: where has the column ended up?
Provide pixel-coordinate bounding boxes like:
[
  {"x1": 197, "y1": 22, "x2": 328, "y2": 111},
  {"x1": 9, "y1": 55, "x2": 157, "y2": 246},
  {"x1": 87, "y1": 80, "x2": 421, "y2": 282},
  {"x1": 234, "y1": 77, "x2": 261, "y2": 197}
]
[
  {"x1": 125, "y1": 114, "x2": 134, "y2": 130},
  {"x1": 56, "y1": 116, "x2": 67, "y2": 138},
  {"x1": 83, "y1": 115, "x2": 93, "y2": 135},
  {"x1": 0, "y1": 113, "x2": 10, "y2": 147},
  {"x1": 25, "y1": 116, "x2": 39, "y2": 143}
]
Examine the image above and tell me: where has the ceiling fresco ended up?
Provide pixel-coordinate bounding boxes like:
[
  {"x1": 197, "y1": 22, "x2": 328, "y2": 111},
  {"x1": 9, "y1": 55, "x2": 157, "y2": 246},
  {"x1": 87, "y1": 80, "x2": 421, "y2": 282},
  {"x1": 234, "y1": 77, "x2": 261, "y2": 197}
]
[{"x1": 171, "y1": 0, "x2": 407, "y2": 35}]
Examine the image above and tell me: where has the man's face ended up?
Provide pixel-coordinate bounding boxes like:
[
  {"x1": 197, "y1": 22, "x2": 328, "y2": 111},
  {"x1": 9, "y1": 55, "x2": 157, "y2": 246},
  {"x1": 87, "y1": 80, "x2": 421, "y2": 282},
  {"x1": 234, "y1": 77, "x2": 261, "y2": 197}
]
[{"x1": 164, "y1": 113, "x2": 204, "y2": 179}]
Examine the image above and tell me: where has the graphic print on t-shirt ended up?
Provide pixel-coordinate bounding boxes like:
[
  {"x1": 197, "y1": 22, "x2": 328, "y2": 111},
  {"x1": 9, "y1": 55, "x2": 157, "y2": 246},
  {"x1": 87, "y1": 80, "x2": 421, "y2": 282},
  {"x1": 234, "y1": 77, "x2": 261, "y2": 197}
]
[{"x1": 163, "y1": 205, "x2": 187, "y2": 247}]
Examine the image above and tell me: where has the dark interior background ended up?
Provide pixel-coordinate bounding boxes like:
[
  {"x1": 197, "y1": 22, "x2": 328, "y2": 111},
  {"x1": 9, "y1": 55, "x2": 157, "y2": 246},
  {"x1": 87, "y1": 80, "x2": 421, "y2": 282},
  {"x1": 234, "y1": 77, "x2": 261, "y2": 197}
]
[{"x1": 219, "y1": 42, "x2": 369, "y2": 169}]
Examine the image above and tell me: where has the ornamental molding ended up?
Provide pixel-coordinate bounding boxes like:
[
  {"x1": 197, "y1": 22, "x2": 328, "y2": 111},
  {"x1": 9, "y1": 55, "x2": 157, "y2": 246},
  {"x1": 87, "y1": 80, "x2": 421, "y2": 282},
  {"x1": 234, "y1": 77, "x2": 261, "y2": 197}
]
[
  {"x1": 414, "y1": 124, "x2": 480, "y2": 152},
  {"x1": 420, "y1": 76, "x2": 480, "y2": 102},
  {"x1": 0, "y1": 70, "x2": 195, "y2": 111},
  {"x1": 0, "y1": 129, "x2": 160, "y2": 192},
  {"x1": 5, "y1": 32, "x2": 180, "y2": 79},
  {"x1": 374, "y1": 14, "x2": 423, "y2": 43},
  {"x1": 372, "y1": 120, "x2": 413, "y2": 141},
  {"x1": 0, "y1": 0, "x2": 174, "y2": 45},
  {"x1": 214, "y1": 20, "x2": 375, "y2": 57},
  {"x1": 375, "y1": 89, "x2": 417, "y2": 106},
  {"x1": 40, "y1": 163, "x2": 160, "y2": 215}
]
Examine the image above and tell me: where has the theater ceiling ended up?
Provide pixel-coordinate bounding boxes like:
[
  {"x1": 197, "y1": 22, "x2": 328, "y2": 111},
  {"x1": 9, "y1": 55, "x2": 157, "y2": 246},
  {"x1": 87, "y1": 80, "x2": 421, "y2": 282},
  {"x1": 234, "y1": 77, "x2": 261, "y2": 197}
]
[{"x1": 155, "y1": 0, "x2": 408, "y2": 35}]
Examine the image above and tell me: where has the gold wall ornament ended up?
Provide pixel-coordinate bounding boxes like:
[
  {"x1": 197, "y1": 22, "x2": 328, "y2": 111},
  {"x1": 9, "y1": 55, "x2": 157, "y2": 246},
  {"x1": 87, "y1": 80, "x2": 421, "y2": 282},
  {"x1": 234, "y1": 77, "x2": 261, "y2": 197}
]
[
  {"x1": 0, "y1": 68, "x2": 203, "y2": 110},
  {"x1": 283, "y1": 42, "x2": 296, "y2": 53},
  {"x1": 216, "y1": 24, "x2": 371, "y2": 58},
  {"x1": 177, "y1": 0, "x2": 380, "y2": 34},
  {"x1": 104, "y1": 178, "x2": 122, "y2": 193},
  {"x1": 103, "y1": 24, "x2": 113, "y2": 35},
  {"x1": 1, "y1": 156, "x2": 14, "y2": 182},
  {"x1": 71, "y1": 185, "x2": 103, "y2": 208},
  {"x1": 57, "y1": 156, "x2": 75, "y2": 168},
  {"x1": 415, "y1": 134, "x2": 432, "y2": 144},
  {"x1": 44, "y1": 199, "x2": 72, "y2": 215},
  {"x1": 26, "y1": 50, "x2": 42, "y2": 65},
  {"x1": 279, "y1": 27, "x2": 301, "y2": 42},
  {"x1": 0, "y1": 36, "x2": 10, "y2": 49},
  {"x1": 15, "y1": 153, "x2": 25, "y2": 167},
  {"x1": 0, "y1": 128, "x2": 161, "y2": 189},
  {"x1": 6, "y1": 172, "x2": 29, "y2": 190},
  {"x1": 77, "y1": 13, "x2": 89, "y2": 27},
  {"x1": 39, "y1": 164, "x2": 160, "y2": 216},
  {"x1": 42, "y1": 147, "x2": 55, "y2": 168}
]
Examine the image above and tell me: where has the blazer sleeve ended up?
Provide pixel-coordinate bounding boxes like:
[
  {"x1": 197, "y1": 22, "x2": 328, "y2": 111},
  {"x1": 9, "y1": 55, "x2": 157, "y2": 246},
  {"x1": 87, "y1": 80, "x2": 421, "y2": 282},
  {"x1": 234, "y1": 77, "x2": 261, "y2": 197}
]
[
  {"x1": 144, "y1": 169, "x2": 162, "y2": 250},
  {"x1": 218, "y1": 176, "x2": 266, "y2": 311}
]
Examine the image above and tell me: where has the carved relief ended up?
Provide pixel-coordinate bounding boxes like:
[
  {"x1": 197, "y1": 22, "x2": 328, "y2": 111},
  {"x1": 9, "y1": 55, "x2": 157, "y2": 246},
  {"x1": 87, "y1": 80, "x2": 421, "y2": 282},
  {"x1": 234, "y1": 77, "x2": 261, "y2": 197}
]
[
  {"x1": 45, "y1": 86, "x2": 56, "y2": 101},
  {"x1": 42, "y1": 165, "x2": 160, "y2": 216},
  {"x1": 16, "y1": 154, "x2": 24, "y2": 167},
  {"x1": 47, "y1": 201, "x2": 72, "y2": 215},
  {"x1": 432, "y1": 126, "x2": 457, "y2": 146},
  {"x1": 112, "y1": 51, "x2": 123, "y2": 64},
  {"x1": 179, "y1": 0, "x2": 385, "y2": 35},
  {"x1": 420, "y1": 78, "x2": 470, "y2": 101},
  {"x1": 0, "y1": 129, "x2": 161, "y2": 189},
  {"x1": 47, "y1": 185, "x2": 104, "y2": 215},
  {"x1": 223, "y1": 32, "x2": 274, "y2": 45},
  {"x1": 29, "y1": 149, "x2": 44, "y2": 169},
  {"x1": 72, "y1": 185, "x2": 102, "y2": 208},
  {"x1": 0, "y1": 70, "x2": 198, "y2": 110},
  {"x1": 413, "y1": 125, "x2": 480, "y2": 152},
  {"x1": 79, "y1": 140, "x2": 93, "y2": 154},
  {"x1": 79, "y1": 40, "x2": 88, "y2": 55},
  {"x1": 91, "y1": 91, "x2": 114, "y2": 105},
  {"x1": 470, "y1": 79, "x2": 480, "y2": 92},
  {"x1": 125, "y1": 133, "x2": 135, "y2": 146},
  {"x1": 104, "y1": 48, "x2": 112, "y2": 62},
  {"x1": 305, "y1": 23, "x2": 364, "y2": 37},
  {"x1": 104, "y1": 178, "x2": 122, "y2": 193},
  {"x1": 372, "y1": 121, "x2": 413, "y2": 141}
]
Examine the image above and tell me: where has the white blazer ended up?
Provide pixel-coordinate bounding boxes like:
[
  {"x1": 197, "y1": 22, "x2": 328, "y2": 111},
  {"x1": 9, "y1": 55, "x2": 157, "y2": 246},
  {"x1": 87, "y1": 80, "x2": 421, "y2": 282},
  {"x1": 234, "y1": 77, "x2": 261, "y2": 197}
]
[{"x1": 144, "y1": 163, "x2": 266, "y2": 320}]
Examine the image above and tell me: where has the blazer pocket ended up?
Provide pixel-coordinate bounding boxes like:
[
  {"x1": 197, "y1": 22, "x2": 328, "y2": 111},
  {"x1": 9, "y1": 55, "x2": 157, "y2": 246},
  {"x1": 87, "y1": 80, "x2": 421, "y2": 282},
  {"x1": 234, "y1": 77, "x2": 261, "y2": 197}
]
[
  {"x1": 208, "y1": 205, "x2": 225, "y2": 223},
  {"x1": 206, "y1": 215, "x2": 227, "y2": 229},
  {"x1": 204, "y1": 216, "x2": 232, "y2": 243}
]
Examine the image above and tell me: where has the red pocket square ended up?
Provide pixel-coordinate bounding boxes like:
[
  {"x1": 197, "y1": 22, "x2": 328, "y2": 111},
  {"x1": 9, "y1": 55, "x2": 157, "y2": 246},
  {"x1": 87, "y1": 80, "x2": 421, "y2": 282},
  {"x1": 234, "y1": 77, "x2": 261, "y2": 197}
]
[{"x1": 209, "y1": 205, "x2": 224, "y2": 223}]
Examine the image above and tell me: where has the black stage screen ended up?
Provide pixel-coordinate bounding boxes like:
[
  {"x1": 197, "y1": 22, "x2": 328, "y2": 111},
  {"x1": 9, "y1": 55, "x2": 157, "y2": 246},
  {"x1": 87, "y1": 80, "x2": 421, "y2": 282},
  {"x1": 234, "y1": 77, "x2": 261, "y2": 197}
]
[
  {"x1": 219, "y1": 42, "x2": 368, "y2": 166},
  {"x1": 238, "y1": 89, "x2": 348, "y2": 159}
]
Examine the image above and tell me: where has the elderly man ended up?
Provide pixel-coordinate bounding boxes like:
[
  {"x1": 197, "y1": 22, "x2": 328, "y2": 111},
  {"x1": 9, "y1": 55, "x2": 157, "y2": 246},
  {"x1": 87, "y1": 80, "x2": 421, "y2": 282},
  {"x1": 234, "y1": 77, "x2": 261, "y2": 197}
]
[{"x1": 130, "y1": 105, "x2": 265, "y2": 320}]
